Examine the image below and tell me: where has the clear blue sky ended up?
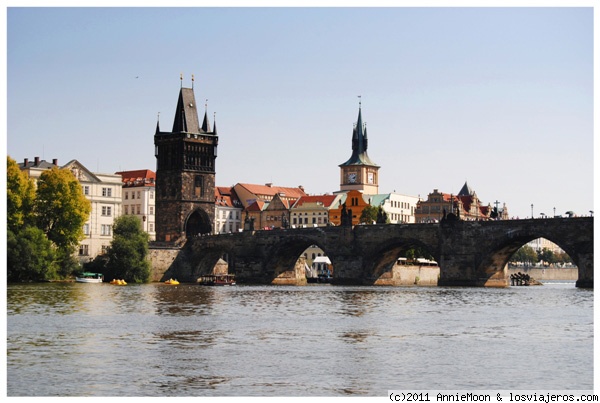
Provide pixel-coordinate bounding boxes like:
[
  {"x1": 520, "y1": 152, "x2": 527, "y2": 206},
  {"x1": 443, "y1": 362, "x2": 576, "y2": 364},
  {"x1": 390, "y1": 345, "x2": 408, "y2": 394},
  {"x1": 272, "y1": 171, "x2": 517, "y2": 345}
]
[{"x1": 5, "y1": 5, "x2": 595, "y2": 219}]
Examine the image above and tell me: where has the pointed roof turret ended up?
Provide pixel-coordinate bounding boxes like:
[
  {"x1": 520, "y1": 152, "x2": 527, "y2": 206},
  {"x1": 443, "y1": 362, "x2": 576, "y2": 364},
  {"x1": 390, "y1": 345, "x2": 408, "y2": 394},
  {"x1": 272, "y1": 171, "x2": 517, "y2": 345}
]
[
  {"x1": 172, "y1": 87, "x2": 201, "y2": 134},
  {"x1": 201, "y1": 100, "x2": 212, "y2": 133},
  {"x1": 212, "y1": 112, "x2": 218, "y2": 135},
  {"x1": 339, "y1": 102, "x2": 378, "y2": 167},
  {"x1": 458, "y1": 181, "x2": 475, "y2": 196}
]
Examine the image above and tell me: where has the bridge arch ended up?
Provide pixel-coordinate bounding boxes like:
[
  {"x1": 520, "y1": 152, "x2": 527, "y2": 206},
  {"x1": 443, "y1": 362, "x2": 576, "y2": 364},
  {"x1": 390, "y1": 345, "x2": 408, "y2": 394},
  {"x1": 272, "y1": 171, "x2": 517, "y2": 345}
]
[
  {"x1": 185, "y1": 208, "x2": 212, "y2": 237},
  {"x1": 365, "y1": 237, "x2": 440, "y2": 285},
  {"x1": 475, "y1": 219, "x2": 593, "y2": 287},
  {"x1": 263, "y1": 233, "x2": 334, "y2": 285}
]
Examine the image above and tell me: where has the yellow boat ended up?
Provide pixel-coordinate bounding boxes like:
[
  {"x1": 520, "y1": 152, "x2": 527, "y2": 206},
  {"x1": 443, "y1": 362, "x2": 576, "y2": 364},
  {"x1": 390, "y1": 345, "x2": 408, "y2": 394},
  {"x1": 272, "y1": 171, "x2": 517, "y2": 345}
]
[
  {"x1": 110, "y1": 279, "x2": 127, "y2": 285},
  {"x1": 164, "y1": 278, "x2": 180, "y2": 285}
]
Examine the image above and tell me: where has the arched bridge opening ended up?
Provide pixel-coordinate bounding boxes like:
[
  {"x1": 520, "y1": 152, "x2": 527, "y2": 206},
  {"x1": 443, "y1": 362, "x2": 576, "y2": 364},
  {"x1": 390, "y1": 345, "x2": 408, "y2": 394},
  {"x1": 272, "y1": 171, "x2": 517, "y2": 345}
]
[
  {"x1": 474, "y1": 219, "x2": 593, "y2": 288},
  {"x1": 365, "y1": 238, "x2": 440, "y2": 286},
  {"x1": 264, "y1": 236, "x2": 334, "y2": 286}
]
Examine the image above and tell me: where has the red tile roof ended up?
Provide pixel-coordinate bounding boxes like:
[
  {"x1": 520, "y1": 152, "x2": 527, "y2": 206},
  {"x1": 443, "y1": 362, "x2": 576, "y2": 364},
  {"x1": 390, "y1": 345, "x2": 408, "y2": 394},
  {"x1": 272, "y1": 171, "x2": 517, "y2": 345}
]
[
  {"x1": 116, "y1": 169, "x2": 156, "y2": 187},
  {"x1": 236, "y1": 183, "x2": 307, "y2": 199},
  {"x1": 293, "y1": 195, "x2": 339, "y2": 208},
  {"x1": 215, "y1": 186, "x2": 243, "y2": 208}
]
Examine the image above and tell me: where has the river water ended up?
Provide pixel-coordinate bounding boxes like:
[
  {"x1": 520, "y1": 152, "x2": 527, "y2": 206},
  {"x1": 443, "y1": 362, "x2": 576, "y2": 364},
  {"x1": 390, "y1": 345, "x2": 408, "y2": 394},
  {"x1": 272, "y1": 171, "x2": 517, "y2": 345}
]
[{"x1": 6, "y1": 282, "x2": 593, "y2": 396}]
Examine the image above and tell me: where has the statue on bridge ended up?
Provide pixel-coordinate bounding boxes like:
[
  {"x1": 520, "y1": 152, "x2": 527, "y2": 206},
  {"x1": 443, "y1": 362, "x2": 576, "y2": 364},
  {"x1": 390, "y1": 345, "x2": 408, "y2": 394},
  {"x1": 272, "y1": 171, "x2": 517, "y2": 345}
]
[
  {"x1": 341, "y1": 203, "x2": 353, "y2": 227},
  {"x1": 244, "y1": 211, "x2": 255, "y2": 231},
  {"x1": 376, "y1": 206, "x2": 388, "y2": 224}
]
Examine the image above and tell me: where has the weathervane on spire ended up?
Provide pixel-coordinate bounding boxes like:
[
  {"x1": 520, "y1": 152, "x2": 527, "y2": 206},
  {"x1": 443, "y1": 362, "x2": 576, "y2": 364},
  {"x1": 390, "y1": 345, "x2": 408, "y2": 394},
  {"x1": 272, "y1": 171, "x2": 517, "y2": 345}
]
[
  {"x1": 358, "y1": 95, "x2": 362, "y2": 108},
  {"x1": 205, "y1": 99, "x2": 208, "y2": 111},
  {"x1": 180, "y1": 73, "x2": 183, "y2": 88},
  {"x1": 192, "y1": 74, "x2": 195, "y2": 89}
]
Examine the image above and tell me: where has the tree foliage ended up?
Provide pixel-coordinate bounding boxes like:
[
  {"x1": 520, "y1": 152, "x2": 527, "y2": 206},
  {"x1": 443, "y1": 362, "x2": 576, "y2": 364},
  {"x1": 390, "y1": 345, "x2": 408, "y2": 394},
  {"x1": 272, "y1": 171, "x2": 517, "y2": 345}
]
[
  {"x1": 7, "y1": 157, "x2": 35, "y2": 233},
  {"x1": 7, "y1": 227, "x2": 58, "y2": 282},
  {"x1": 34, "y1": 167, "x2": 91, "y2": 255},
  {"x1": 510, "y1": 245, "x2": 538, "y2": 265},
  {"x1": 7, "y1": 157, "x2": 93, "y2": 282},
  {"x1": 103, "y1": 215, "x2": 151, "y2": 283},
  {"x1": 359, "y1": 204, "x2": 378, "y2": 224}
]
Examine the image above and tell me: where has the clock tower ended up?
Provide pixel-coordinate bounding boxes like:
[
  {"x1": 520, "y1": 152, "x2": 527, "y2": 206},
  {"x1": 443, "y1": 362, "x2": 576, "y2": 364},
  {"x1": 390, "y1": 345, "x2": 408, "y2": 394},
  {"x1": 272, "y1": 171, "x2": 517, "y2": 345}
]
[{"x1": 339, "y1": 102, "x2": 379, "y2": 195}]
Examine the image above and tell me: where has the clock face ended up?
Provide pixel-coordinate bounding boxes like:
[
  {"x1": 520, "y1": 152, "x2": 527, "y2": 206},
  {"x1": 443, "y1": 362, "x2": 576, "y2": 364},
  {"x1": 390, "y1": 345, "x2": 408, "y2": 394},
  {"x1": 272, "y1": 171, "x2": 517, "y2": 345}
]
[
  {"x1": 367, "y1": 172, "x2": 374, "y2": 184},
  {"x1": 347, "y1": 172, "x2": 357, "y2": 183}
]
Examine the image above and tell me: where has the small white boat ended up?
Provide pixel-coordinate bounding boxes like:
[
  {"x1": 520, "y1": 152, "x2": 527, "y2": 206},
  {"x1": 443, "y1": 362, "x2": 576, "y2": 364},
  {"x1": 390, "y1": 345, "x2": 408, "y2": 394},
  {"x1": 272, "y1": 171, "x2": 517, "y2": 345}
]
[{"x1": 75, "y1": 272, "x2": 103, "y2": 283}]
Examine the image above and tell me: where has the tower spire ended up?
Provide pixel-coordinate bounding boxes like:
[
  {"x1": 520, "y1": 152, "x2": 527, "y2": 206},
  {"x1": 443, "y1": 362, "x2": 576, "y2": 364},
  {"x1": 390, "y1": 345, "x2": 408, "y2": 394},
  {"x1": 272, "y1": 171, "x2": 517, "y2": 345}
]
[{"x1": 201, "y1": 99, "x2": 211, "y2": 133}]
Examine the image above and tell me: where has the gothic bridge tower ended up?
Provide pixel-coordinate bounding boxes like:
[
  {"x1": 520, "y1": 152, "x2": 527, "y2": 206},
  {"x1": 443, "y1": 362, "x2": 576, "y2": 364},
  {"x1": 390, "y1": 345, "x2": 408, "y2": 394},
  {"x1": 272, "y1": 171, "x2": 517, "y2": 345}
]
[{"x1": 154, "y1": 77, "x2": 218, "y2": 243}]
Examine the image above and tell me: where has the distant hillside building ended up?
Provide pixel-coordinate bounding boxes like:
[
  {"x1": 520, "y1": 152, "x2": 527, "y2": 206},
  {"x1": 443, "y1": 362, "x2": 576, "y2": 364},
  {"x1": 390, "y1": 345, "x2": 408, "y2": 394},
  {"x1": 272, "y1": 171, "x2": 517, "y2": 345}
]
[
  {"x1": 415, "y1": 182, "x2": 508, "y2": 223},
  {"x1": 117, "y1": 169, "x2": 156, "y2": 241}
]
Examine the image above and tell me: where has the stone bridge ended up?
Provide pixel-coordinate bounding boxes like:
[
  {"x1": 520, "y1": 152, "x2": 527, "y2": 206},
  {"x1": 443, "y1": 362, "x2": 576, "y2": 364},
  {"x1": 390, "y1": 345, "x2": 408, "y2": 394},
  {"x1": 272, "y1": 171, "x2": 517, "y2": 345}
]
[{"x1": 158, "y1": 217, "x2": 593, "y2": 288}]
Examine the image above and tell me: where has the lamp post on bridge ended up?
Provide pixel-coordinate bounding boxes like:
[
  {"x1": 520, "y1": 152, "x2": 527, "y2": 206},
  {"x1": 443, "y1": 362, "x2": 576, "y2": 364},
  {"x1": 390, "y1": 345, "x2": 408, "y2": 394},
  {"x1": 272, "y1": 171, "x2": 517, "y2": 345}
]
[
  {"x1": 553, "y1": 207, "x2": 556, "y2": 218},
  {"x1": 531, "y1": 204, "x2": 534, "y2": 219}
]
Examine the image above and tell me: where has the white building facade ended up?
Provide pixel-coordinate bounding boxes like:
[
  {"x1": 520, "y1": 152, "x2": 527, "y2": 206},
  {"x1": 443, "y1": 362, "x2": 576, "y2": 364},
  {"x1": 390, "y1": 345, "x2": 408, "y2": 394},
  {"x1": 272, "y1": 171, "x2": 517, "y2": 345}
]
[
  {"x1": 370, "y1": 193, "x2": 420, "y2": 224},
  {"x1": 215, "y1": 187, "x2": 243, "y2": 234},
  {"x1": 118, "y1": 170, "x2": 156, "y2": 241},
  {"x1": 63, "y1": 160, "x2": 123, "y2": 264}
]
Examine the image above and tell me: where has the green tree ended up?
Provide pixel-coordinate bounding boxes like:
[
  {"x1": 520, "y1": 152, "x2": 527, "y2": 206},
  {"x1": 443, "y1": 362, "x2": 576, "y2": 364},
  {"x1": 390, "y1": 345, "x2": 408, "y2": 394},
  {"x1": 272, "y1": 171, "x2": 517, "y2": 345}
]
[
  {"x1": 538, "y1": 247, "x2": 557, "y2": 265},
  {"x1": 510, "y1": 245, "x2": 538, "y2": 265},
  {"x1": 34, "y1": 167, "x2": 91, "y2": 258},
  {"x1": 359, "y1": 205, "x2": 378, "y2": 224},
  {"x1": 7, "y1": 156, "x2": 35, "y2": 233},
  {"x1": 104, "y1": 215, "x2": 151, "y2": 283},
  {"x1": 7, "y1": 227, "x2": 58, "y2": 282}
]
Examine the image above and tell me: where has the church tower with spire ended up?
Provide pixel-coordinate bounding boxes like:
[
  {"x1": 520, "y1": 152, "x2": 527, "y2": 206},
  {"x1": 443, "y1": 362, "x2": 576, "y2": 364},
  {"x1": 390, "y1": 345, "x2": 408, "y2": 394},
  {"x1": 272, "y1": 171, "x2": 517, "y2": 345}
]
[
  {"x1": 339, "y1": 101, "x2": 380, "y2": 195},
  {"x1": 154, "y1": 76, "x2": 218, "y2": 243}
]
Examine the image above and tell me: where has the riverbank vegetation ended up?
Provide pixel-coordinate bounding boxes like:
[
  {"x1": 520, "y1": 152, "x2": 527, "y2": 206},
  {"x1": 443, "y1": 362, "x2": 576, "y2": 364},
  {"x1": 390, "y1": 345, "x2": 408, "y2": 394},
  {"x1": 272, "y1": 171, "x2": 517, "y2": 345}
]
[
  {"x1": 509, "y1": 244, "x2": 573, "y2": 267},
  {"x1": 7, "y1": 156, "x2": 91, "y2": 281},
  {"x1": 84, "y1": 215, "x2": 151, "y2": 283}
]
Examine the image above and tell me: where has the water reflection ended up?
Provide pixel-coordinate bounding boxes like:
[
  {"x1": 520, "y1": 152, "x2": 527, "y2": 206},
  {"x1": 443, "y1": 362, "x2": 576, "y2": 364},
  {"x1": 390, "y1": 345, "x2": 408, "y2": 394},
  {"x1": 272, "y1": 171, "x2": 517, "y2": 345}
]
[{"x1": 7, "y1": 282, "x2": 593, "y2": 396}]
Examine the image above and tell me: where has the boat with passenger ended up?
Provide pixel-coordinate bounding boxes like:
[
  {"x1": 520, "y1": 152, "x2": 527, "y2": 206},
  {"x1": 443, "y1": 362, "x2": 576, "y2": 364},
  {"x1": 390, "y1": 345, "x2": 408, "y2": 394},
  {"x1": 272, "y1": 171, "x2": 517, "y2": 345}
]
[
  {"x1": 198, "y1": 274, "x2": 236, "y2": 286},
  {"x1": 164, "y1": 278, "x2": 180, "y2": 285},
  {"x1": 75, "y1": 272, "x2": 103, "y2": 283}
]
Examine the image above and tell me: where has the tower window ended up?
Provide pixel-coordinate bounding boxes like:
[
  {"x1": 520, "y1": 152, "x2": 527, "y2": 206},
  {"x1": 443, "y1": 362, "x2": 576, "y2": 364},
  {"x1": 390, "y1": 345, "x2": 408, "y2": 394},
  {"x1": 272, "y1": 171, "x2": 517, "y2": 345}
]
[{"x1": 195, "y1": 176, "x2": 204, "y2": 198}]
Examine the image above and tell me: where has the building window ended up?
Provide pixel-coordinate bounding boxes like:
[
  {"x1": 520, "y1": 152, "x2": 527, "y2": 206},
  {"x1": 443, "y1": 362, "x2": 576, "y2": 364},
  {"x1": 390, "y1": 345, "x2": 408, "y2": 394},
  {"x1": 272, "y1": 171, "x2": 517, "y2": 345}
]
[
  {"x1": 83, "y1": 223, "x2": 90, "y2": 235},
  {"x1": 195, "y1": 176, "x2": 204, "y2": 197},
  {"x1": 79, "y1": 244, "x2": 89, "y2": 256},
  {"x1": 101, "y1": 206, "x2": 112, "y2": 216},
  {"x1": 149, "y1": 206, "x2": 154, "y2": 215},
  {"x1": 101, "y1": 224, "x2": 112, "y2": 236},
  {"x1": 83, "y1": 186, "x2": 90, "y2": 196},
  {"x1": 149, "y1": 191, "x2": 154, "y2": 199},
  {"x1": 101, "y1": 245, "x2": 109, "y2": 254},
  {"x1": 102, "y1": 187, "x2": 112, "y2": 197},
  {"x1": 124, "y1": 206, "x2": 129, "y2": 215},
  {"x1": 125, "y1": 191, "x2": 128, "y2": 200}
]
